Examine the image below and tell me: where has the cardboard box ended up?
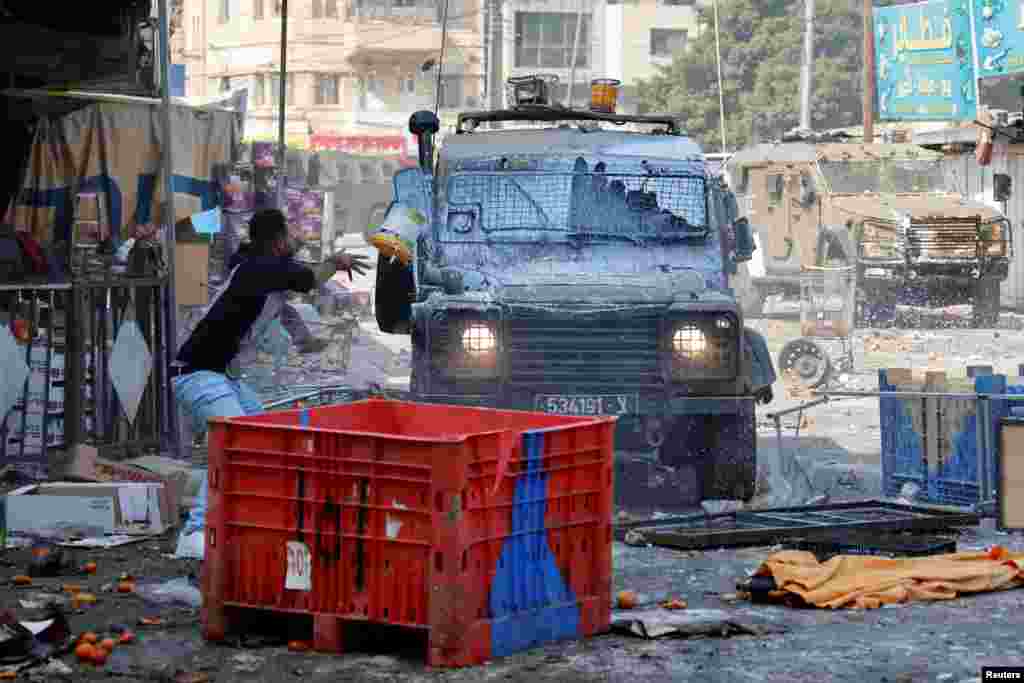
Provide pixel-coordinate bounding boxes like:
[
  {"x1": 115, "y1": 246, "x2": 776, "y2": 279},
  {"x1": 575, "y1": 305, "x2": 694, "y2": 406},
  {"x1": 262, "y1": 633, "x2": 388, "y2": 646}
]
[
  {"x1": 5, "y1": 492, "x2": 116, "y2": 536},
  {"x1": 176, "y1": 242, "x2": 210, "y2": 307},
  {"x1": 63, "y1": 445, "x2": 185, "y2": 525},
  {"x1": 7, "y1": 481, "x2": 166, "y2": 535}
]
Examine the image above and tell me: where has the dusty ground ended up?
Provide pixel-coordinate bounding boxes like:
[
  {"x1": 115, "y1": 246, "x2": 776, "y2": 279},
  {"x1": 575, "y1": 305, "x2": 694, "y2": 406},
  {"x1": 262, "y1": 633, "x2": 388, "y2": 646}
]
[
  {"x1": 2, "y1": 526, "x2": 1021, "y2": 682},
  {"x1": 8, "y1": 245, "x2": 1024, "y2": 681}
]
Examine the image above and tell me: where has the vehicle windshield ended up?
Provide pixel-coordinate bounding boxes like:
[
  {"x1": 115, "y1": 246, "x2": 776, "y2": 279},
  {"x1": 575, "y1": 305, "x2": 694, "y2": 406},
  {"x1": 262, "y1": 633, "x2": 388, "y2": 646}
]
[
  {"x1": 819, "y1": 159, "x2": 945, "y2": 194},
  {"x1": 442, "y1": 169, "x2": 707, "y2": 240}
]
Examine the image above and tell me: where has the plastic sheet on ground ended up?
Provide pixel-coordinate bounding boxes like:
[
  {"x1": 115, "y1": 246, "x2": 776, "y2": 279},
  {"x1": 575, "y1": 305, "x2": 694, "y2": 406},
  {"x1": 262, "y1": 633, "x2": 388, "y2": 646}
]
[
  {"x1": 611, "y1": 608, "x2": 781, "y2": 639},
  {"x1": 135, "y1": 578, "x2": 202, "y2": 608},
  {"x1": 754, "y1": 546, "x2": 1024, "y2": 609}
]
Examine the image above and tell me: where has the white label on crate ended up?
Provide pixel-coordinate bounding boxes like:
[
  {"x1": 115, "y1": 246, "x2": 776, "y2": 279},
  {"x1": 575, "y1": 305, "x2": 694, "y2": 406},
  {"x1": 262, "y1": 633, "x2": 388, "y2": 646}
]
[
  {"x1": 285, "y1": 541, "x2": 312, "y2": 591},
  {"x1": 385, "y1": 514, "x2": 403, "y2": 539}
]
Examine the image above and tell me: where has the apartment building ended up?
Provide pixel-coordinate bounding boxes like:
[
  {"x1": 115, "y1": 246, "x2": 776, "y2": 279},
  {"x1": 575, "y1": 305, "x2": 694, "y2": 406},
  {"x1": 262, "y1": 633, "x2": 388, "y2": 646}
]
[
  {"x1": 171, "y1": 0, "x2": 484, "y2": 148},
  {"x1": 501, "y1": 0, "x2": 705, "y2": 113}
]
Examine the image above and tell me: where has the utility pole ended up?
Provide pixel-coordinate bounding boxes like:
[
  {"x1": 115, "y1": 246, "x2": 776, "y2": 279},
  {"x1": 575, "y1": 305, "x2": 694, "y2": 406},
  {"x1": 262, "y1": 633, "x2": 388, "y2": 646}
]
[
  {"x1": 862, "y1": 0, "x2": 875, "y2": 143},
  {"x1": 798, "y1": 0, "x2": 814, "y2": 131},
  {"x1": 567, "y1": 0, "x2": 587, "y2": 108},
  {"x1": 712, "y1": 0, "x2": 727, "y2": 152},
  {"x1": 489, "y1": 0, "x2": 503, "y2": 110},
  {"x1": 277, "y1": 0, "x2": 289, "y2": 207}
]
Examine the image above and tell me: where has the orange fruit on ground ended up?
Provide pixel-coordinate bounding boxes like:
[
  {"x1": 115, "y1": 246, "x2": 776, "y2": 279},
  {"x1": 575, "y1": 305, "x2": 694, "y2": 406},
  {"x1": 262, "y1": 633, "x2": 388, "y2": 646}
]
[
  {"x1": 12, "y1": 576, "x2": 31, "y2": 586},
  {"x1": 287, "y1": 640, "x2": 311, "y2": 652},
  {"x1": 99, "y1": 638, "x2": 117, "y2": 651},
  {"x1": 118, "y1": 631, "x2": 136, "y2": 644},
  {"x1": 616, "y1": 590, "x2": 639, "y2": 610},
  {"x1": 92, "y1": 647, "x2": 109, "y2": 665},
  {"x1": 62, "y1": 584, "x2": 81, "y2": 594},
  {"x1": 75, "y1": 642, "x2": 96, "y2": 661},
  {"x1": 79, "y1": 632, "x2": 98, "y2": 644},
  {"x1": 117, "y1": 581, "x2": 135, "y2": 593},
  {"x1": 83, "y1": 562, "x2": 97, "y2": 574}
]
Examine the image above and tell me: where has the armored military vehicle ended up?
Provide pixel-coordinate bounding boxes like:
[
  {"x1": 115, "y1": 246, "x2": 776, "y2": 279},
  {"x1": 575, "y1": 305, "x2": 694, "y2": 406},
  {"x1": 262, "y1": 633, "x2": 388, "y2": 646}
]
[
  {"x1": 728, "y1": 140, "x2": 1011, "y2": 327},
  {"x1": 372, "y1": 78, "x2": 776, "y2": 504}
]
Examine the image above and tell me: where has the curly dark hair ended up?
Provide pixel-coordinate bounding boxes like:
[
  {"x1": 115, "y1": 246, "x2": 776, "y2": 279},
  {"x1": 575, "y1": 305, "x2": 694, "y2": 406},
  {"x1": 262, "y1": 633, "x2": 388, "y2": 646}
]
[{"x1": 249, "y1": 209, "x2": 288, "y2": 255}]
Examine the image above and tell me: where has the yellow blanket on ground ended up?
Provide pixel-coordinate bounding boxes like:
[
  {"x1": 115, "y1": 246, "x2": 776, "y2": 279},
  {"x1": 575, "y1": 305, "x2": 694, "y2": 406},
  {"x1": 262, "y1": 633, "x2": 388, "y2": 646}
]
[{"x1": 756, "y1": 546, "x2": 1024, "y2": 609}]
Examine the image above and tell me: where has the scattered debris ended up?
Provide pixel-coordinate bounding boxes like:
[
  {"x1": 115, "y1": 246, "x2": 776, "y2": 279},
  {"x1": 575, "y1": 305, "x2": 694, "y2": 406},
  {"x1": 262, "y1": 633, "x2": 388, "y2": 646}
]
[
  {"x1": 701, "y1": 500, "x2": 743, "y2": 516},
  {"x1": 660, "y1": 598, "x2": 688, "y2": 610},
  {"x1": 232, "y1": 653, "x2": 264, "y2": 674},
  {"x1": 623, "y1": 530, "x2": 647, "y2": 547},
  {"x1": 611, "y1": 608, "x2": 782, "y2": 640},
  {"x1": 616, "y1": 591, "x2": 639, "y2": 610},
  {"x1": 134, "y1": 578, "x2": 201, "y2": 608}
]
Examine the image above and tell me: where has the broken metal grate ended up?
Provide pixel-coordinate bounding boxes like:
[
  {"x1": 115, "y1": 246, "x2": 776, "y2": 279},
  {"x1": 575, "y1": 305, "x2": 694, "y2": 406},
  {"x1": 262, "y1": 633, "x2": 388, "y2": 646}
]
[{"x1": 615, "y1": 500, "x2": 978, "y2": 551}]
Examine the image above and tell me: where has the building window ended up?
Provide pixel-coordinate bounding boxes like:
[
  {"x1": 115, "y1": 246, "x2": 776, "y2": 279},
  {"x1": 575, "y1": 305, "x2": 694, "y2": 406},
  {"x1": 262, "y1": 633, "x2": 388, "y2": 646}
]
[
  {"x1": 254, "y1": 75, "x2": 265, "y2": 105},
  {"x1": 219, "y1": 0, "x2": 230, "y2": 23},
  {"x1": 399, "y1": 75, "x2": 416, "y2": 95},
  {"x1": 325, "y1": 0, "x2": 338, "y2": 16},
  {"x1": 650, "y1": 28, "x2": 687, "y2": 58},
  {"x1": 767, "y1": 174, "x2": 784, "y2": 205},
  {"x1": 515, "y1": 12, "x2": 590, "y2": 68},
  {"x1": 367, "y1": 77, "x2": 384, "y2": 95},
  {"x1": 254, "y1": 0, "x2": 263, "y2": 19},
  {"x1": 313, "y1": 0, "x2": 322, "y2": 17},
  {"x1": 315, "y1": 74, "x2": 340, "y2": 105}
]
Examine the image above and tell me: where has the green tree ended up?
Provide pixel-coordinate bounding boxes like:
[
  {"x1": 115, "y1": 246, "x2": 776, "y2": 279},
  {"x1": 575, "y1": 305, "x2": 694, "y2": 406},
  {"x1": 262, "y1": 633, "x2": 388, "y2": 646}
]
[{"x1": 636, "y1": 0, "x2": 892, "y2": 151}]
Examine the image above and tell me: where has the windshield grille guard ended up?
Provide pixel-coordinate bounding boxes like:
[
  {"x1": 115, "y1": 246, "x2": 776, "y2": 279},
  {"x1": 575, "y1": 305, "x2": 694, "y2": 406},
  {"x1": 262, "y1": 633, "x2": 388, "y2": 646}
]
[{"x1": 444, "y1": 171, "x2": 709, "y2": 238}]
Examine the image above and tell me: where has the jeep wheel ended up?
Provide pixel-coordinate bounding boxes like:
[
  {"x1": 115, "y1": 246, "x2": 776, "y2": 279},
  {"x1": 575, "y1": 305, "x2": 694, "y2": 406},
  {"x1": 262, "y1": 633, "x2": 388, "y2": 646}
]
[
  {"x1": 701, "y1": 402, "x2": 757, "y2": 502},
  {"x1": 778, "y1": 338, "x2": 831, "y2": 388}
]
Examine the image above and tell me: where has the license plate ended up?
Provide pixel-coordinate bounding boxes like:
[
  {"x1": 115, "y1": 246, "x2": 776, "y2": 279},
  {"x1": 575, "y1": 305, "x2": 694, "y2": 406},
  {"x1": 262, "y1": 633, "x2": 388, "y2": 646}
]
[{"x1": 534, "y1": 394, "x2": 638, "y2": 416}]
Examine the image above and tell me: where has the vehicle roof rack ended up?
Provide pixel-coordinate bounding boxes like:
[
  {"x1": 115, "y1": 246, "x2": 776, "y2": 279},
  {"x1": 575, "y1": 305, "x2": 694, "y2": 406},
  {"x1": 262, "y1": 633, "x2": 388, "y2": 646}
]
[
  {"x1": 455, "y1": 105, "x2": 683, "y2": 136},
  {"x1": 779, "y1": 128, "x2": 857, "y2": 144}
]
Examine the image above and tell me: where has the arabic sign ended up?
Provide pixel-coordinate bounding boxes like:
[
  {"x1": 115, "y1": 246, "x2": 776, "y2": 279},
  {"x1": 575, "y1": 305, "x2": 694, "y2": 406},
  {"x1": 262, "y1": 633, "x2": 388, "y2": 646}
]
[
  {"x1": 972, "y1": 0, "x2": 1024, "y2": 77},
  {"x1": 874, "y1": 0, "x2": 977, "y2": 120}
]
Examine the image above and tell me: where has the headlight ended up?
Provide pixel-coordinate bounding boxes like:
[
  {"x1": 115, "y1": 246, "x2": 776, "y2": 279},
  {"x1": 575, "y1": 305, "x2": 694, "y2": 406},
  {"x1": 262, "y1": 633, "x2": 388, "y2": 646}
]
[
  {"x1": 461, "y1": 323, "x2": 497, "y2": 354},
  {"x1": 669, "y1": 315, "x2": 737, "y2": 379}
]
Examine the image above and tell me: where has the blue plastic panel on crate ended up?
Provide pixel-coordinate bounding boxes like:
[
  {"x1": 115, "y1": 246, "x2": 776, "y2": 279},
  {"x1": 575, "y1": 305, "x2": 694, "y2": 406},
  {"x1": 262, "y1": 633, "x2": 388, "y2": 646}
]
[{"x1": 489, "y1": 431, "x2": 581, "y2": 657}]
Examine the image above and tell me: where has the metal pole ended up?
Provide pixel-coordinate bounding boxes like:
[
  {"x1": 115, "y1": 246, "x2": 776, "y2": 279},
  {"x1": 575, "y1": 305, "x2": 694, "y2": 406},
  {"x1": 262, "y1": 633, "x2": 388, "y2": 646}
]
[
  {"x1": 712, "y1": 0, "x2": 727, "y2": 152},
  {"x1": 798, "y1": 0, "x2": 814, "y2": 131},
  {"x1": 862, "y1": 0, "x2": 875, "y2": 143},
  {"x1": 277, "y1": 0, "x2": 289, "y2": 208},
  {"x1": 567, "y1": 0, "x2": 587, "y2": 109},
  {"x1": 156, "y1": 0, "x2": 181, "y2": 457}
]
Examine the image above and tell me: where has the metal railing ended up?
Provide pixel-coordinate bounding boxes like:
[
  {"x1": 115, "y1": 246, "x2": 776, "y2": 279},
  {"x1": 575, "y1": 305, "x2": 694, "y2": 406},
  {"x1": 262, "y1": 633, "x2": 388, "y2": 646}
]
[
  {"x1": 763, "y1": 387, "x2": 1024, "y2": 514},
  {"x1": 0, "y1": 277, "x2": 178, "y2": 471}
]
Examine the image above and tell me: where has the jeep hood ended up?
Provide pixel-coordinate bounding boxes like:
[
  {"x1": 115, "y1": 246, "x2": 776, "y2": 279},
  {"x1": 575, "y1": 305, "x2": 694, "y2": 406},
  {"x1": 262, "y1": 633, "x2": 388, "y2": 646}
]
[
  {"x1": 830, "y1": 193, "x2": 1003, "y2": 223},
  {"x1": 492, "y1": 270, "x2": 708, "y2": 304}
]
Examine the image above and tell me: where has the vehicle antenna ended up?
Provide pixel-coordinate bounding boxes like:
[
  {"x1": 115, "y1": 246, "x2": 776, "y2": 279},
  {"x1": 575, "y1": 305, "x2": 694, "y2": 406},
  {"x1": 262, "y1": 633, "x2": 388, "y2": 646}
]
[{"x1": 434, "y1": 0, "x2": 453, "y2": 116}]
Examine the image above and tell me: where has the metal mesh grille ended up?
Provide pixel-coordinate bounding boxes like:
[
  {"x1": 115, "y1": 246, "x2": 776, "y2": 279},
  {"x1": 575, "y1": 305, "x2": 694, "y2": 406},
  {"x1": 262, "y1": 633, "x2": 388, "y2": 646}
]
[
  {"x1": 447, "y1": 172, "x2": 707, "y2": 235},
  {"x1": 506, "y1": 309, "x2": 662, "y2": 387}
]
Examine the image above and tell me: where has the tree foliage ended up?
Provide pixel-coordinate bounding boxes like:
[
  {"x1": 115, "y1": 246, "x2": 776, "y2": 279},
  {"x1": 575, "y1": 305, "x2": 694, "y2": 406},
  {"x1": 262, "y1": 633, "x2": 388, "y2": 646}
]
[{"x1": 636, "y1": 0, "x2": 898, "y2": 151}]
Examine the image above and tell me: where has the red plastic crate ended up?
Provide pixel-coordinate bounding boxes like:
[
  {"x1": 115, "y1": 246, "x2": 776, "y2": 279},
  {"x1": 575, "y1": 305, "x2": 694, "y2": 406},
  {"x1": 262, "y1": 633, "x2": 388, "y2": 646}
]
[{"x1": 201, "y1": 399, "x2": 616, "y2": 667}]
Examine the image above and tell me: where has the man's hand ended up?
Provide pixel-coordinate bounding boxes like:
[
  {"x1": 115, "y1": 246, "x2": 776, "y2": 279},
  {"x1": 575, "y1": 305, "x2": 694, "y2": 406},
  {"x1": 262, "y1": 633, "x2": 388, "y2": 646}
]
[{"x1": 332, "y1": 251, "x2": 371, "y2": 278}]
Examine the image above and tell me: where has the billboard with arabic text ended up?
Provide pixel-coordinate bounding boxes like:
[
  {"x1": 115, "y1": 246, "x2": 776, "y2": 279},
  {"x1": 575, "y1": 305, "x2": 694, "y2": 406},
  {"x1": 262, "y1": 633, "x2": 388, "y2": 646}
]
[{"x1": 874, "y1": 0, "x2": 977, "y2": 121}]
